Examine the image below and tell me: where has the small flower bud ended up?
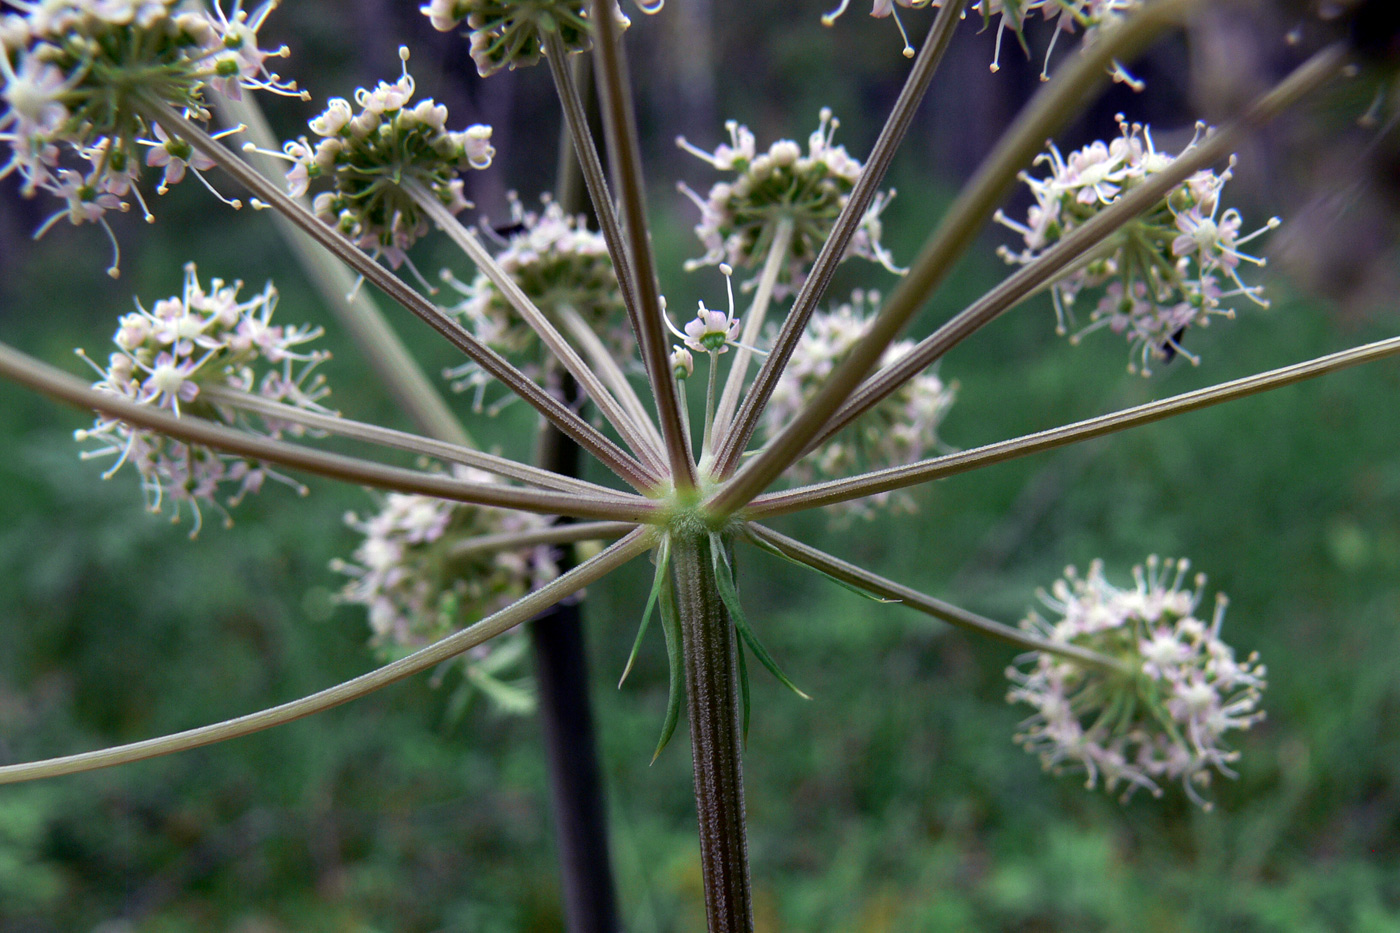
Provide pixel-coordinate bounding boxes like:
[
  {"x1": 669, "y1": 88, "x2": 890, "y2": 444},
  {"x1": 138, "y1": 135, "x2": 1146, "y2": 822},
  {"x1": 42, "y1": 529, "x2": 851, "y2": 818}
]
[{"x1": 670, "y1": 345, "x2": 694, "y2": 380}]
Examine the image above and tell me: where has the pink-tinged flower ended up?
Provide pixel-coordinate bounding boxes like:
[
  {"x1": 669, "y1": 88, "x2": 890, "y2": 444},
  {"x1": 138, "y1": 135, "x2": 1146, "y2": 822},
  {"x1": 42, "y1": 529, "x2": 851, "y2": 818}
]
[
  {"x1": 1008, "y1": 556, "x2": 1265, "y2": 809},
  {"x1": 286, "y1": 49, "x2": 493, "y2": 272},
  {"x1": 996, "y1": 117, "x2": 1277, "y2": 374},
  {"x1": 682, "y1": 303, "x2": 742, "y2": 354},
  {"x1": 677, "y1": 110, "x2": 903, "y2": 295},
  {"x1": 75, "y1": 264, "x2": 329, "y2": 534},
  {"x1": 141, "y1": 123, "x2": 217, "y2": 193}
]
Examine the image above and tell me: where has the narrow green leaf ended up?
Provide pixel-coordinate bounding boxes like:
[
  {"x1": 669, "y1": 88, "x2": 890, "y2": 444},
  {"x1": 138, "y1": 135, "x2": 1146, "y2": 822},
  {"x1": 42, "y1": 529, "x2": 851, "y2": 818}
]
[
  {"x1": 621, "y1": 535, "x2": 670, "y2": 688},
  {"x1": 743, "y1": 530, "x2": 900, "y2": 604},
  {"x1": 735, "y1": 629, "x2": 751, "y2": 745},
  {"x1": 652, "y1": 571, "x2": 685, "y2": 763},
  {"x1": 709, "y1": 533, "x2": 812, "y2": 701}
]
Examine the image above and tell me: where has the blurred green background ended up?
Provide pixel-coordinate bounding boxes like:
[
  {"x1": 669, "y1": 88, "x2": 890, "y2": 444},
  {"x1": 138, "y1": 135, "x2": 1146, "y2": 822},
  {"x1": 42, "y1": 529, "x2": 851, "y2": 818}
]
[{"x1": 2, "y1": 2, "x2": 1399, "y2": 931}]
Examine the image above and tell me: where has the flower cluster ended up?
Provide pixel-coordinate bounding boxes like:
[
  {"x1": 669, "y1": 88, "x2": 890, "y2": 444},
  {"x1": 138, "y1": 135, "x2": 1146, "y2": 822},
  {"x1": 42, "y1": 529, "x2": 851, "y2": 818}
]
[
  {"x1": 445, "y1": 193, "x2": 626, "y2": 358},
  {"x1": 822, "y1": 0, "x2": 1142, "y2": 82},
  {"x1": 333, "y1": 471, "x2": 560, "y2": 700},
  {"x1": 420, "y1": 0, "x2": 619, "y2": 78},
  {"x1": 677, "y1": 109, "x2": 902, "y2": 295},
  {"x1": 996, "y1": 117, "x2": 1279, "y2": 374},
  {"x1": 74, "y1": 263, "x2": 330, "y2": 535},
  {"x1": 1006, "y1": 556, "x2": 1267, "y2": 809},
  {"x1": 284, "y1": 49, "x2": 494, "y2": 271},
  {"x1": 762, "y1": 292, "x2": 956, "y2": 516},
  {"x1": 0, "y1": 0, "x2": 294, "y2": 262}
]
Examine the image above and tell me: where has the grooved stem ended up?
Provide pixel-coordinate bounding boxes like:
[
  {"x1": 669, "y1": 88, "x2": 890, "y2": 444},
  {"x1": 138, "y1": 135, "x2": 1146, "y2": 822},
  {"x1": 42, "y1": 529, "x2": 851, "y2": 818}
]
[{"x1": 671, "y1": 535, "x2": 753, "y2": 933}]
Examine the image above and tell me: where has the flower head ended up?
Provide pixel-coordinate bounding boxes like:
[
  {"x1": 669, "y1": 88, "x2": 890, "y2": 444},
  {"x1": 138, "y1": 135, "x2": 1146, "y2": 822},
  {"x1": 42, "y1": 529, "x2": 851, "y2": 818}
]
[
  {"x1": 74, "y1": 263, "x2": 329, "y2": 535},
  {"x1": 762, "y1": 291, "x2": 956, "y2": 516},
  {"x1": 821, "y1": 0, "x2": 1144, "y2": 82},
  {"x1": 420, "y1": 0, "x2": 627, "y2": 78},
  {"x1": 333, "y1": 469, "x2": 561, "y2": 707},
  {"x1": 0, "y1": 0, "x2": 294, "y2": 233},
  {"x1": 1007, "y1": 556, "x2": 1266, "y2": 809},
  {"x1": 286, "y1": 48, "x2": 494, "y2": 270},
  {"x1": 677, "y1": 109, "x2": 903, "y2": 296},
  {"x1": 445, "y1": 192, "x2": 626, "y2": 358},
  {"x1": 995, "y1": 116, "x2": 1279, "y2": 374}
]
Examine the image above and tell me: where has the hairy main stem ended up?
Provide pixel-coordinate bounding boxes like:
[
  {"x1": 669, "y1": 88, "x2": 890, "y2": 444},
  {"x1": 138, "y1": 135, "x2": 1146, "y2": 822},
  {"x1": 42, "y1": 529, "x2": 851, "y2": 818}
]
[{"x1": 671, "y1": 535, "x2": 753, "y2": 933}]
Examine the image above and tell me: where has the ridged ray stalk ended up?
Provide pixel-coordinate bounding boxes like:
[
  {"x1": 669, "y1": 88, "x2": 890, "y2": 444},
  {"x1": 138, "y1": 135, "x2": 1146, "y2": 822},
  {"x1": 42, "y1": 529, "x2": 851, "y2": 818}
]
[
  {"x1": 0, "y1": 342, "x2": 656, "y2": 523},
  {"x1": 135, "y1": 99, "x2": 659, "y2": 494},
  {"x1": 0, "y1": 529, "x2": 654, "y2": 784},
  {"x1": 708, "y1": 0, "x2": 1201, "y2": 515}
]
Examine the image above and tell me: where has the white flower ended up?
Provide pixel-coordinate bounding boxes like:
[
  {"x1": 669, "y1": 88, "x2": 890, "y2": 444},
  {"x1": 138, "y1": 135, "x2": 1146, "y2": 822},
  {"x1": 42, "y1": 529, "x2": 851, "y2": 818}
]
[
  {"x1": 74, "y1": 264, "x2": 329, "y2": 534},
  {"x1": 677, "y1": 109, "x2": 903, "y2": 295},
  {"x1": 1007, "y1": 556, "x2": 1266, "y2": 809},
  {"x1": 995, "y1": 117, "x2": 1278, "y2": 374}
]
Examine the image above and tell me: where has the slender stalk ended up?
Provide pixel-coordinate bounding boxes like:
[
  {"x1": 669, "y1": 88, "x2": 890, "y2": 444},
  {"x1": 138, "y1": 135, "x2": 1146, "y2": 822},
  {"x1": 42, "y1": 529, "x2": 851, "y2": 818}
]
[
  {"x1": 746, "y1": 334, "x2": 1400, "y2": 516},
  {"x1": 711, "y1": 0, "x2": 967, "y2": 477},
  {"x1": 138, "y1": 99, "x2": 658, "y2": 493},
  {"x1": 0, "y1": 529, "x2": 654, "y2": 785},
  {"x1": 212, "y1": 90, "x2": 473, "y2": 448},
  {"x1": 590, "y1": 0, "x2": 698, "y2": 488},
  {"x1": 808, "y1": 44, "x2": 1347, "y2": 451},
  {"x1": 702, "y1": 351, "x2": 719, "y2": 457},
  {"x1": 0, "y1": 341, "x2": 658, "y2": 523},
  {"x1": 671, "y1": 534, "x2": 753, "y2": 932},
  {"x1": 744, "y1": 525, "x2": 1126, "y2": 673},
  {"x1": 558, "y1": 305, "x2": 666, "y2": 454},
  {"x1": 199, "y1": 385, "x2": 628, "y2": 499},
  {"x1": 451, "y1": 520, "x2": 635, "y2": 558},
  {"x1": 708, "y1": 0, "x2": 1200, "y2": 516},
  {"x1": 406, "y1": 181, "x2": 667, "y2": 476},
  {"x1": 711, "y1": 216, "x2": 793, "y2": 444},
  {"x1": 545, "y1": 31, "x2": 642, "y2": 352}
]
